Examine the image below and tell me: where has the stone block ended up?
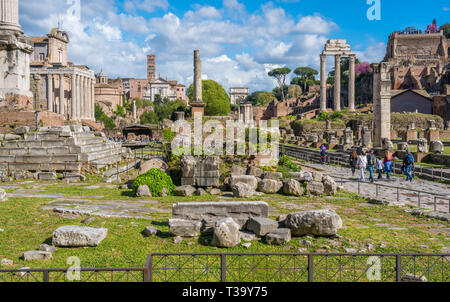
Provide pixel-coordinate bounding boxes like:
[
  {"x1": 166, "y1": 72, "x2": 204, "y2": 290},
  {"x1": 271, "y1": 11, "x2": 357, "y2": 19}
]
[
  {"x1": 246, "y1": 217, "x2": 278, "y2": 236},
  {"x1": 285, "y1": 210, "x2": 343, "y2": 236},
  {"x1": 37, "y1": 172, "x2": 57, "y2": 181},
  {"x1": 262, "y1": 172, "x2": 283, "y2": 181},
  {"x1": 230, "y1": 175, "x2": 258, "y2": 190},
  {"x1": 172, "y1": 201, "x2": 269, "y2": 229},
  {"x1": 232, "y1": 183, "x2": 255, "y2": 198},
  {"x1": 258, "y1": 179, "x2": 283, "y2": 194},
  {"x1": 175, "y1": 185, "x2": 196, "y2": 197},
  {"x1": 22, "y1": 250, "x2": 52, "y2": 261},
  {"x1": 265, "y1": 229, "x2": 291, "y2": 245},
  {"x1": 52, "y1": 226, "x2": 108, "y2": 247},
  {"x1": 181, "y1": 177, "x2": 195, "y2": 186},
  {"x1": 306, "y1": 182, "x2": 324, "y2": 196},
  {"x1": 211, "y1": 218, "x2": 241, "y2": 248},
  {"x1": 169, "y1": 219, "x2": 202, "y2": 237}
]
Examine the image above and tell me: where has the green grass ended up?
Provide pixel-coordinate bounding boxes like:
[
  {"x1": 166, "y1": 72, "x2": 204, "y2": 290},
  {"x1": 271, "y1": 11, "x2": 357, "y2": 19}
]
[{"x1": 1, "y1": 179, "x2": 449, "y2": 272}]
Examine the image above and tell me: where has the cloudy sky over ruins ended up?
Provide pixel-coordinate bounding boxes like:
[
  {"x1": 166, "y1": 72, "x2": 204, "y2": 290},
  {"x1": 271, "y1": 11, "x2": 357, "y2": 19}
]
[{"x1": 19, "y1": 0, "x2": 449, "y2": 91}]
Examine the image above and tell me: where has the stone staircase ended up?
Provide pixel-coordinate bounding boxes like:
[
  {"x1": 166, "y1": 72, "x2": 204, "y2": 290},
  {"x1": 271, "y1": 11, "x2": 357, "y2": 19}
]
[{"x1": 0, "y1": 125, "x2": 122, "y2": 173}]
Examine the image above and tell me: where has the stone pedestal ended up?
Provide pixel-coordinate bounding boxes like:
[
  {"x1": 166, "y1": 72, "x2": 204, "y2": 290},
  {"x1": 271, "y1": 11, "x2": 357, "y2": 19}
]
[
  {"x1": 413, "y1": 152, "x2": 428, "y2": 163},
  {"x1": 372, "y1": 62, "x2": 391, "y2": 148},
  {"x1": 425, "y1": 129, "x2": 440, "y2": 143},
  {"x1": 0, "y1": 0, "x2": 34, "y2": 110},
  {"x1": 403, "y1": 130, "x2": 417, "y2": 142}
]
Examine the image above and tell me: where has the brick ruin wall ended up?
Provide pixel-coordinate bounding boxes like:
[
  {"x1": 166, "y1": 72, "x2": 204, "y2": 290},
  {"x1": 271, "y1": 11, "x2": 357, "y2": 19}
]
[{"x1": 0, "y1": 110, "x2": 64, "y2": 134}]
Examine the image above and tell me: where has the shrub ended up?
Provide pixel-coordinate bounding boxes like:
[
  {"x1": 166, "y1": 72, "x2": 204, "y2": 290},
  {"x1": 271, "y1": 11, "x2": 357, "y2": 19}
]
[{"x1": 132, "y1": 168, "x2": 176, "y2": 196}]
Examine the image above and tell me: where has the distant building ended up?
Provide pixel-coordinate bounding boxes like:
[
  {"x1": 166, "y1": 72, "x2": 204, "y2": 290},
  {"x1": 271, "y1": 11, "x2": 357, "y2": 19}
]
[
  {"x1": 143, "y1": 77, "x2": 187, "y2": 102},
  {"x1": 384, "y1": 22, "x2": 448, "y2": 93},
  {"x1": 94, "y1": 70, "x2": 122, "y2": 117},
  {"x1": 391, "y1": 89, "x2": 433, "y2": 114},
  {"x1": 229, "y1": 87, "x2": 249, "y2": 105},
  {"x1": 147, "y1": 54, "x2": 156, "y2": 81},
  {"x1": 29, "y1": 27, "x2": 96, "y2": 121}
]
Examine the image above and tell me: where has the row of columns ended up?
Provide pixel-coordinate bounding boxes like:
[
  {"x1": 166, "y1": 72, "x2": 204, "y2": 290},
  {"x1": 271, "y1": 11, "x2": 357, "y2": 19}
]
[
  {"x1": 320, "y1": 54, "x2": 355, "y2": 112},
  {"x1": 46, "y1": 73, "x2": 95, "y2": 120}
]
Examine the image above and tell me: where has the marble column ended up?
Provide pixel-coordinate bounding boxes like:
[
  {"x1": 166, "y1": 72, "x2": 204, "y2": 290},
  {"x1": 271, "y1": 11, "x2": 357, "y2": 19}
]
[
  {"x1": 47, "y1": 74, "x2": 53, "y2": 112},
  {"x1": 348, "y1": 55, "x2": 356, "y2": 112},
  {"x1": 91, "y1": 79, "x2": 95, "y2": 120},
  {"x1": 194, "y1": 50, "x2": 202, "y2": 102},
  {"x1": 0, "y1": 0, "x2": 22, "y2": 32},
  {"x1": 320, "y1": 54, "x2": 327, "y2": 112},
  {"x1": 83, "y1": 77, "x2": 88, "y2": 119},
  {"x1": 334, "y1": 55, "x2": 341, "y2": 111},
  {"x1": 76, "y1": 75, "x2": 82, "y2": 120},
  {"x1": 59, "y1": 73, "x2": 65, "y2": 117},
  {"x1": 71, "y1": 74, "x2": 76, "y2": 120}
]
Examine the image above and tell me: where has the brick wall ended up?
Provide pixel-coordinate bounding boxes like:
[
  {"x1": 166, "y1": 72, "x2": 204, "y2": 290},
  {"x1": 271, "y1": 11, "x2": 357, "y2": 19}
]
[{"x1": 0, "y1": 110, "x2": 64, "y2": 134}]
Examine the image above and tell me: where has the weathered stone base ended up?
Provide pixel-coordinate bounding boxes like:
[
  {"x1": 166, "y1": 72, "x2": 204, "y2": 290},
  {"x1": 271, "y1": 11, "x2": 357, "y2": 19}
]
[{"x1": 172, "y1": 201, "x2": 269, "y2": 231}]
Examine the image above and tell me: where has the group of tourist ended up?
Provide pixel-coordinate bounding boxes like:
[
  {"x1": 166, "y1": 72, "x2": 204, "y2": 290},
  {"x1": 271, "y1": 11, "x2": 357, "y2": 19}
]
[
  {"x1": 349, "y1": 150, "x2": 415, "y2": 182},
  {"x1": 318, "y1": 143, "x2": 415, "y2": 183}
]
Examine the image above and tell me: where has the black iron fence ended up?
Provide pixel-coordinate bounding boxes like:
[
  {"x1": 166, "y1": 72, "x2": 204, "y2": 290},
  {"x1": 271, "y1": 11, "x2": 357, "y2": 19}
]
[
  {"x1": 0, "y1": 267, "x2": 147, "y2": 282},
  {"x1": 1, "y1": 253, "x2": 449, "y2": 282},
  {"x1": 146, "y1": 253, "x2": 449, "y2": 282}
]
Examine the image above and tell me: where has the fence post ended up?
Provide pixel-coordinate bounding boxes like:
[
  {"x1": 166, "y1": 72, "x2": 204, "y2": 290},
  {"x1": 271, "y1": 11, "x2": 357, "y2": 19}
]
[
  {"x1": 221, "y1": 254, "x2": 227, "y2": 282},
  {"x1": 396, "y1": 255, "x2": 402, "y2": 282},
  {"x1": 434, "y1": 196, "x2": 437, "y2": 212},
  {"x1": 397, "y1": 187, "x2": 400, "y2": 203},
  {"x1": 358, "y1": 181, "x2": 361, "y2": 194},
  {"x1": 308, "y1": 254, "x2": 314, "y2": 282},
  {"x1": 418, "y1": 192, "x2": 421, "y2": 208},
  {"x1": 144, "y1": 254, "x2": 152, "y2": 282},
  {"x1": 43, "y1": 270, "x2": 49, "y2": 282}
]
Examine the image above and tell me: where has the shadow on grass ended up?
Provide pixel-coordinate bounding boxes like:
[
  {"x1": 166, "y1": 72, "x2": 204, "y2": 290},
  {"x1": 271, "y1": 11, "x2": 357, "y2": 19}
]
[{"x1": 120, "y1": 190, "x2": 135, "y2": 197}]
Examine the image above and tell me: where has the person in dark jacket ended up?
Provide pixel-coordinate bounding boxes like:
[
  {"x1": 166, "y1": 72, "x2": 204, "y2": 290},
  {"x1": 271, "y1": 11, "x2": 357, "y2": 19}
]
[
  {"x1": 403, "y1": 151, "x2": 415, "y2": 182},
  {"x1": 349, "y1": 150, "x2": 358, "y2": 177},
  {"x1": 320, "y1": 144, "x2": 327, "y2": 164}
]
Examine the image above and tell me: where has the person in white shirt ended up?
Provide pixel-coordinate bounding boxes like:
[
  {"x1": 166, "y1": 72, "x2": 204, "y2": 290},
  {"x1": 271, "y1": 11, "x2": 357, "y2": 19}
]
[{"x1": 356, "y1": 152, "x2": 367, "y2": 182}]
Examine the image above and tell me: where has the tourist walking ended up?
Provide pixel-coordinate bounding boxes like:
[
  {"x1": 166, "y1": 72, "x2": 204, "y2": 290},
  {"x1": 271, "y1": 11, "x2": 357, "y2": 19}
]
[
  {"x1": 356, "y1": 151, "x2": 367, "y2": 182},
  {"x1": 367, "y1": 150, "x2": 377, "y2": 183},
  {"x1": 376, "y1": 156, "x2": 384, "y2": 179},
  {"x1": 320, "y1": 144, "x2": 327, "y2": 164},
  {"x1": 403, "y1": 151, "x2": 415, "y2": 182},
  {"x1": 383, "y1": 151, "x2": 394, "y2": 179},
  {"x1": 349, "y1": 150, "x2": 358, "y2": 177}
]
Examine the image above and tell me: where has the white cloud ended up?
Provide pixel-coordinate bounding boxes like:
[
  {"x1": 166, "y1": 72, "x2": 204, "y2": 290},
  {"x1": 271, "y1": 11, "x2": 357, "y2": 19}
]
[{"x1": 18, "y1": 0, "x2": 384, "y2": 92}]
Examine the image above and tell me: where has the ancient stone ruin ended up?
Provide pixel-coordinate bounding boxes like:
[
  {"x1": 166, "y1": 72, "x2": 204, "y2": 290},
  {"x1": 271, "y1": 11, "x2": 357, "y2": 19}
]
[{"x1": 0, "y1": 125, "x2": 122, "y2": 173}]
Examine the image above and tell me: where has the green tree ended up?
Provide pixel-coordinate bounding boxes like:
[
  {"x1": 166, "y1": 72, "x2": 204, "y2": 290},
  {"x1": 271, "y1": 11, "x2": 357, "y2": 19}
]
[
  {"x1": 441, "y1": 23, "x2": 450, "y2": 38},
  {"x1": 272, "y1": 85, "x2": 289, "y2": 102},
  {"x1": 293, "y1": 67, "x2": 318, "y2": 92},
  {"x1": 287, "y1": 84, "x2": 302, "y2": 99},
  {"x1": 140, "y1": 111, "x2": 159, "y2": 124},
  {"x1": 244, "y1": 91, "x2": 276, "y2": 107},
  {"x1": 188, "y1": 80, "x2": 230, "y2": 116},
  {"x1": 94, "y1": 104, "x2": 115, "y2": 129},
  {"x1": 268, "y1": 68, "x2": 291, "y2": 102}
]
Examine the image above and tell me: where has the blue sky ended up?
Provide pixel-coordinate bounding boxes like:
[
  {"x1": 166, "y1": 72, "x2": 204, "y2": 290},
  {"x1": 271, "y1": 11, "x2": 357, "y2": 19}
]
[{"x1": 19, "y1": 0, "x2": 449, "y2": 92}]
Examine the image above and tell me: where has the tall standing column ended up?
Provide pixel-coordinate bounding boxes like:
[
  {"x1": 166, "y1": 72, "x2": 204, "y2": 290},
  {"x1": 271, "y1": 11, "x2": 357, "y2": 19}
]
[
  {"x1": 59, "y1": 73, "x2": 65, "y2": 117},
  {"x1": 76, "y1": 75, "x2": 82, "y2": 120},
  {"x1": 81, "y1": 76, "x2": 87, "y2": 119},
  {"x1": 348, "y1": 55, "x2": 356, "y2": 112},
  {"x1": 193, "y1": 50, "x2": 202, "y2": 102},
  {"x1": 334, "y1": 54, "x2": 341, "y2": 111},
  {"x1": 47, "y1": 74, "x2": 53, "y2": 112},
  {"x1": 91, "y1": 78, "x2": 95, "y2": 120},
  {"x1": 320, "y1": 54, "x2": 327, "y2": 112},
  {"x1": 83, "y1": 77, "x2": 88, "y2": 119},
  {"x1": 0, "y1": 0, "x2": 22, "y2": 32},
  {"x1": 71, "y1": 74, "x2": 76, "y2": 120}
]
